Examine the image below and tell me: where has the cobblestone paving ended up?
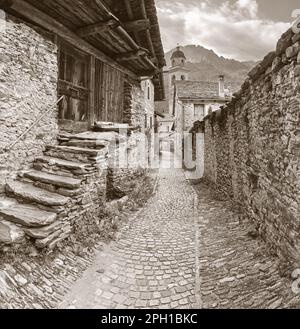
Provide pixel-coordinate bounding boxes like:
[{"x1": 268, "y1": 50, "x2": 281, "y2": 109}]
[
  {"x1": 60, "y1": 161, "x2": 300, "y2": 309},
  {"x1": 195, "y1": 184, "x2": 300, "y2": 309},
  {"x1": 60, "y1": 165, "x2": 199, "y2": 309}
]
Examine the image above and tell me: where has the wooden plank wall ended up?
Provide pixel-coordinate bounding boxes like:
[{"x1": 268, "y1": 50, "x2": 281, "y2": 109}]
[{"x1": 95, "y1": 59, "x2": 125, "y2": 123}]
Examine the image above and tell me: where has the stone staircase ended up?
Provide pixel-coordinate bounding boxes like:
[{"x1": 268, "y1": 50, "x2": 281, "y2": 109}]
[{"x1": 0, "y1": 132, "x2": 111, "y2": 249}]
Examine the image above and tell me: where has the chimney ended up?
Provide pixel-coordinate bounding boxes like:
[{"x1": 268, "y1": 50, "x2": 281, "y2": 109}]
[{"x1": 218, "y1": 75, "x2": 225, "y2": 98}]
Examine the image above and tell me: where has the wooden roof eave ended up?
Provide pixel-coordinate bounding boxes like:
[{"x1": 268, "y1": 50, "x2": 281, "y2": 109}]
[
  {"x1": 2, "y1": 0, "x2": 139, "y2": 79},
  {"x1": 4, "y1": 0, "x2": 160, "y2": 77},
  {"x1": 84, "y1": 0, "x2": 160, "y2": 74},
  {"x1": 4, "y1": 0, "x2": 165, "y2": 99}
]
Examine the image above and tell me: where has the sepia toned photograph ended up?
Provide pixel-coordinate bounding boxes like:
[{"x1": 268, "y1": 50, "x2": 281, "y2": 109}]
[{"x1": 0, "y1": 0, "x2": 300, "y2": 315}]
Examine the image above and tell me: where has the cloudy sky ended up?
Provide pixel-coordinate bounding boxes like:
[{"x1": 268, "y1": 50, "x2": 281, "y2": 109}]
[{"x1": 156, "y1": 0, "x2": 299, "y2": 61}]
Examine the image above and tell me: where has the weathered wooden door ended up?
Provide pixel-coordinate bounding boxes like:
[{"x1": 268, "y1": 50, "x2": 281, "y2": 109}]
[
  {"x1": 58, "y1": 41, "x2": 90, "y2": 131},
  {"x1": 94, "y1": 59, "x2": 125, "y2": 123}
]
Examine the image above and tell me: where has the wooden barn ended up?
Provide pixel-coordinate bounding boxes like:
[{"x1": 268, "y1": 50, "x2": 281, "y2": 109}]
[
  {"x1": 0, "y1": 0, "x2": 166, "y2": 248},
  {"x1": 0, "y1": 0, "x2": 165, "y2": 131}
]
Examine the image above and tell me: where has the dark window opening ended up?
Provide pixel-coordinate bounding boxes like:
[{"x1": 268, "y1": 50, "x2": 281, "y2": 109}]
[
  {"x1": 172, "y1": 75, "x2": 176, "y2": 85},
  {"x1": 249, "y1": 173, "x2": 259, "y2": 192}
]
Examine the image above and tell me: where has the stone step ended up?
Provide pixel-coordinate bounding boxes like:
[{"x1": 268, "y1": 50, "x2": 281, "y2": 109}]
[
  {"x1": 0, "y1": 203, "x2": 57, "y2": 227},
  {"x1": 46, "y1": 145, "x2": 104, "y2": 157},
  {"x1": 58, "y1": 131, "x2": 119, "y2": 142},
  {"x1": 6, "y1": 181, "x2": 69, "y2": 206},
  {"x1": 24, "y1": 221, "x2": 63, "y2": 239},
  {"x1": 35, "y1": 156, "x2": 88, "y2": 171},
  {"x1": 0, "y1": 219, "x2": 25, "y2": 244},
  {"x1": 24, "y1": 170, "x2": 81, "y2": 189},
  {"x1": 61, "y1": 139, "x2": 107, "y2": 149}
]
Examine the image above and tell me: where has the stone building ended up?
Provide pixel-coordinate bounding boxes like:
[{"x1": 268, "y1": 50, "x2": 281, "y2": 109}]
[
  {"x1": 174, "y1": 76, "x2": 240, "y2": 133},
  {"x1": 155, "y1": 45, "x2": 190, "y2": 116},
  {"x1": 155, "y1": 46, "x2": 240, "y2": 133},
  {"x1": 0, "y1": 0, "x2": 165, "y2": 248}
]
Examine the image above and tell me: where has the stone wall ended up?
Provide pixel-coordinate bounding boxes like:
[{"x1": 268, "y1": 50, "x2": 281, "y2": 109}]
[
  {"x1": 123, "y1": 77, "x2": 146, "y2": 130},
  {"x1": 0, "y1": 13, "x2": 58, "y2": 194},
  {"x1": 106, "y1": 135, "x2": 148, "y2": 201},
  {"x1": 203, "y1": 28, "x2": 300, "y2": 267},
  {"x1": 120, "y1": 77, "x2": 151, "y2": 194}
]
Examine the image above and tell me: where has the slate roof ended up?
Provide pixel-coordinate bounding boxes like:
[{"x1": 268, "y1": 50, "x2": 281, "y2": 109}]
[{"x1": 175, "y1": 80, "x2": 241, "y2": 100}]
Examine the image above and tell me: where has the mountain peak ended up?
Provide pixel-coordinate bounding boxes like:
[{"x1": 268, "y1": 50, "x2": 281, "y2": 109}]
[{"x1": 166, "y1": 45, "x2": 256, "y2": 83}]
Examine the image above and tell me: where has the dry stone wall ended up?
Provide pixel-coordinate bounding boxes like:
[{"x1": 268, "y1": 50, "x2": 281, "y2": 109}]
[
  {"x1": 0, "y1": 14, "x2": 58, "y2": 194},
  {"x1": 203, "y1": 28, "x2": 300, "y2": 267},
  {"x1": 106, "y1": 135, "x2": 148, "y2": 201},
  {"x1": 123, "y1": 77, "x2": 146, "y2": 130}
]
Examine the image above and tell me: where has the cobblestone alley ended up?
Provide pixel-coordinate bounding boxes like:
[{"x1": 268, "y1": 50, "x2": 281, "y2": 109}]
[{"x1": 59, "y1": 153, "x2": 299, "y2": 309}]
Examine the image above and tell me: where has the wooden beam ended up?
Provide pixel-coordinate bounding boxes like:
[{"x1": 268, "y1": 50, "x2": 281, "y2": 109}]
[
  {"x1": 123, "y1": 19, "x2": 150, "y2": 32},
  {"x1": 88, "y1": 56, "x2": 96, "y2": 128},
  {"x1": 93, "y1": 0, "x2": 139, "y2": 50},
  {"x1": 123, "y1": 0, "x2": 141, "y2": 46},
  {"x1": 115, "y1": 49, "x2": 147, "y2": 62},
  {"x1": 2, "y1": 0, "x2": 138, "y2": 79},
  {"x1": 138, "y1": 68, "x2": 161, "y2": 77},
  {"x1": 140, "y1": 0, "x2": 156, "y2": 59},
  {"x1": 77, "y1": 19, "x2": 119, "y2": 38},
  {"x1": 0, "y1": 0, "x2": 12, "y2": 9}
]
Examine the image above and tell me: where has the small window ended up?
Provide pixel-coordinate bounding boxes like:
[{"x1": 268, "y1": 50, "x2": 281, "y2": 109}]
[
  {"x1": 194, "y1": 104, "x2": 205, "y2": 120},
  {"x1": 172, "y1": 60, "x2": 176, "y2": 66},
  {"x1": 147, "y1": 86, "x2": 151, "y2": 100},
  {"x1": 249, "y1": 173, "x2": 259, "y2": 192},
  {"x1": 150, "y1": 116, "x2": 153, "y2": 129},
  {"x1": 181, "y1": 59, "x2": 184, "y2": 65},
  {"x1": 181, "y1": 75, "x2": 185, "y2": 80}
]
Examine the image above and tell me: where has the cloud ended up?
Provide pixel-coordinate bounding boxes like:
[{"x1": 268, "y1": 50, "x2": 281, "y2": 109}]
[
  {"x1": 237, "y1": 0, "x2": 258, "y2": 18},
  {"x1": 156, "y1": 0, "x2": 290, "y2": 61}
]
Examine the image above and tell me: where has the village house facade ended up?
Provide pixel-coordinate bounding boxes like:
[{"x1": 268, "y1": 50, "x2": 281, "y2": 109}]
[
  {"x1": 155, "y1": 46, "x2": 240, "y2": 133},
  {"x1": 0, "y1": 0, "x2": 165, "y2": 248},
  {"x1": 173, "y1": 76, "x2": 241, "y2": 133}
]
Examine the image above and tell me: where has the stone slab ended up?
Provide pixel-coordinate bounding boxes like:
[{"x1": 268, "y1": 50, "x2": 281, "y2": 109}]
[
  {"x1": 0, "y1": 203, "x2": 57, "y2": 227},
  {"x1": 6, "y1": 181, "x2": 69, "y2": 206},
  {"x1": 35, "y1": 156, "x2": 88, "y2": 171},
  {"x1": 0, "y1": 219, "x2": 25, "y2": 244},
  {"x1": 24, "y1": 171, "x2": 81, "y2": 189},
  {"x1": 46, "y1": 145, "x2": 101, "y2": 157},
  {"x1": 24, "y1": 222, "x2": 63, "y2": 239}
]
